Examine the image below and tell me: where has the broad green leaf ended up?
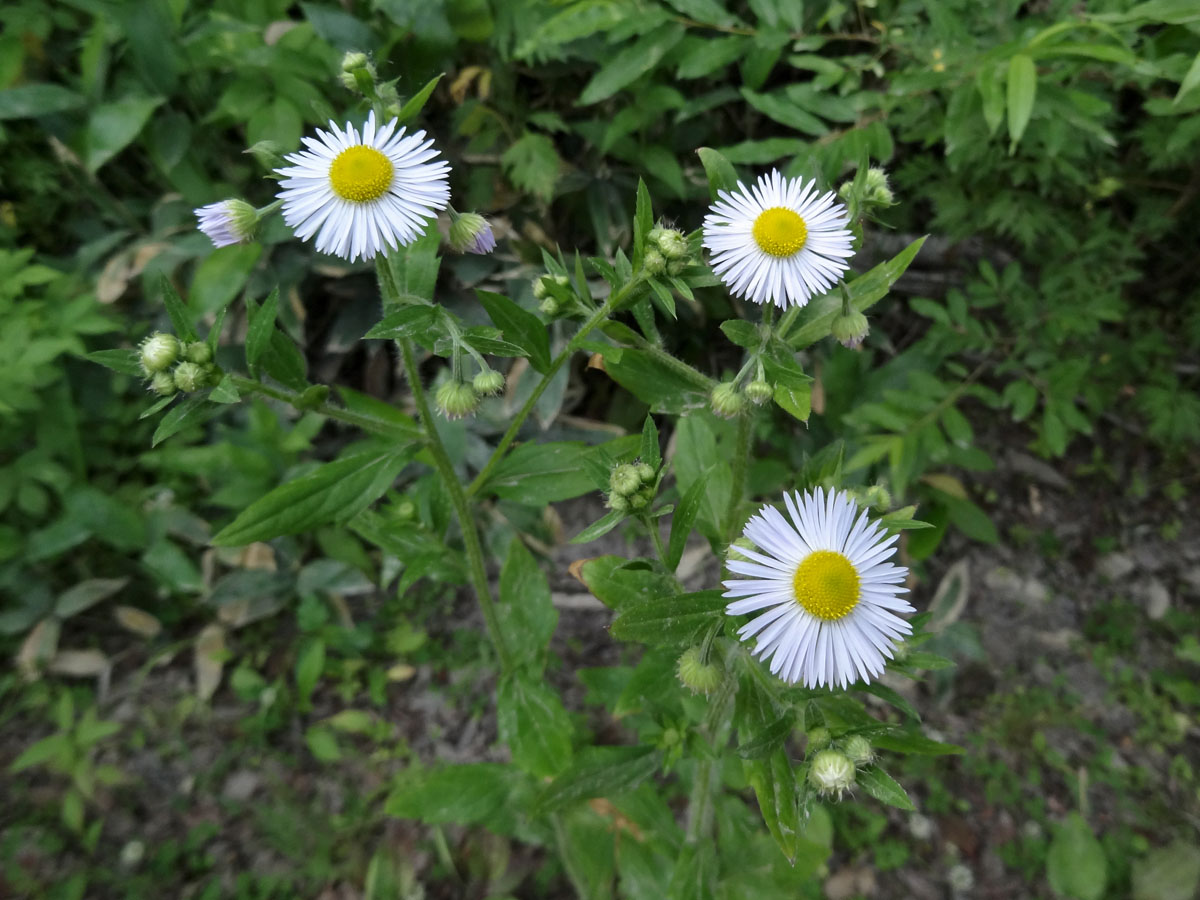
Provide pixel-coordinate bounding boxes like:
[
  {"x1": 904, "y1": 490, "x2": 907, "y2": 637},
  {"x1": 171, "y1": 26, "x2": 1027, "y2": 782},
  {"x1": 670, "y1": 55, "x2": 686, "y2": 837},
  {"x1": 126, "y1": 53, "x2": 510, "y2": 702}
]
[
  {"x1": 381, "y1": 226, "x2": 440, "y2": 304},
  {"x1": 668, "y1": 844, "x2": 718, "y2": 900},
  {"x1": 720, "y1": 319, "x2": 759, "y2": 349},
  {"x1": 497, "y1": 673, "x2": 573, "y2": 777},
  {"x1": 484, "y1": 442, "x2": 595, "y2": 504},
  {"x1": 246, "y1": 287, "x2": 279, "y2": 367},
  {"x1": 261, "y1": 330, "x2": 308, "y2": 390},
  {"x1": 667, "y1": 474, "x2": 707, "y2": 571},
  {"x1": 736, "y1": 711, "x2": 795, "y2": 760},
  {"x1": 295, "y1": 638, "x2": 325, "y2": 708},
  {"x1": 386, "y1": 763, "x2": 527, "y2": 826},
  {"x1": 55, "y1": 578, "x2": 128, "y2": 619},
  {"x1": 305, "y1": 726, "x2": 342, "y2": 762},
  {"x1": 788, "y1": 236, "x2": 927, "y2": 348},
  {"x1": 212, "y1": 448, "x2": 414, "y2": 546},
  {"x1": 1047, "y1": 813, "x2": 1107, "y2": 900},
  {"x1": 1006, "y1": 54, "x2": 1037, "y2": 151},
  {"x1": 533, "y1": 745, "x2": 661, "y2": 815},
  {"x1": 744, "y1": 748, "x2": 802, "y2": 863},
  {"x1": 497, "y1": 539, "x2": 557, "y2": 672},
  {"x1": 396, "y1": 73, "x2": 444, "y2": 123},
  {"x1": 476, "y1": 291, "x2": 552, "y2": 373},
  {"x1": 576, "y1": 557, "x2": 677, "y2": 611},
  {"x1": 741, "y1": 88, "x2": 827, "y2": 135},
  {"x1": 602, "y1": 347, "x2": 711, "y2": 414},
  {"x1": 10, "y1": 734, "x2": 71, "y2": 773},
  {"x1": 773, "y1": 382, "x2": 812, "y2": 422},
  {"x1": 0, "y1": 84, "x2": 84, "y2": 120},
  {"x1": 1132, "y1": 841, "x2": 1200, "y2": 900},
  {"x1": 190, "y1": 244, "x2": 261, "y2": 316},
  {"x1": 579, "y1": 24, "x2": 685, "y2": 105},
  {"x1": 857, "y1": 765, "x2": 916, "y2": 811},
  {"x1": 1174, "y1": 51, "x2": 1200, "y2": 104},
  {"x1": 364, "y1": 304, "x2": 439, "y2": 341},
  {"x1": 976, "y1": 66, "x2": 1005, "y2": 135},
  {"x1": 84, "y1": 96, "x2": 163, "y2": 172},
  {"x1": 697, "y1": 147, "x2": 739, "y2": 200},
  {"x1": 611, "y1": 589, "x2": 727, "y2": 647},
  {"x1": 873, "y1": 730, "x2": 963, "y2": 755}
]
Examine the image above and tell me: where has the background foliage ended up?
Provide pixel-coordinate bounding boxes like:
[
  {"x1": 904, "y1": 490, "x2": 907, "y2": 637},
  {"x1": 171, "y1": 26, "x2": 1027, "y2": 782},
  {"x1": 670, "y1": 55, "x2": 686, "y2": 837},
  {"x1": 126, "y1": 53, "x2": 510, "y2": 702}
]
[{"x1": 1, "y1": 0, "x2": 1198, "y2": 897}]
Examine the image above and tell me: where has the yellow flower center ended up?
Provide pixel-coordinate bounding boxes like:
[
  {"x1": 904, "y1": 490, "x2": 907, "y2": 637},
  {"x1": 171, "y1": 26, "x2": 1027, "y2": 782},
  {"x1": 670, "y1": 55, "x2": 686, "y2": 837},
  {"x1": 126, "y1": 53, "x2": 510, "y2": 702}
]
[
  {"x1": 792, "y1": 550, "x2": 860, "y2": 621},
  {"x1": 329, "y1": 146, "x2": 393, "y2": 202},
  {"x1": 752, "y1": 207, "x2": 808, "y2": 257}
]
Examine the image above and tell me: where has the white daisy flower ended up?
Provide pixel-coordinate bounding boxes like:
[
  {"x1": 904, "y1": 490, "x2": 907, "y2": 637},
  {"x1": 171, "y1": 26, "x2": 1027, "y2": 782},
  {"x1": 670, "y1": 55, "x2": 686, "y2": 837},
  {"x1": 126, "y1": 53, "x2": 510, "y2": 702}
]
[
  {"x1": 723, "y1": 488, "x2": 912, "y2": 689},
  {"x1": 275, "y1": 111, "x2": 450, "y2": 263},
  {"x1": 702, "y1": 170, "x2": 854, "y2": 309}
]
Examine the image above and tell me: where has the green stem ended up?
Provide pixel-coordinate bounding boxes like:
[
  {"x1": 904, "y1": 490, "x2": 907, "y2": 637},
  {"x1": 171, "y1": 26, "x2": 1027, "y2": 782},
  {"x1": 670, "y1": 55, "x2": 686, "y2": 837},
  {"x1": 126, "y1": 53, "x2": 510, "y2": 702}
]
[
  {"x1": 229, "y1": 376, "x2": 404, "y2": 437},
  {"x1": 723, "y1": 412, "x2": 753, "y2": 543},
  {"x1": 398, "y1": 339, "x2": 515, "y2": 672},
  {"x1": 466, "y1": 277, "x2": 642, "y2": 499},
  {"x1": 774, "y1": 305, "x2": 801, "y2": 344},
  {"x1": 647, "y1": 517, "x2": 669, "y2": 569}
]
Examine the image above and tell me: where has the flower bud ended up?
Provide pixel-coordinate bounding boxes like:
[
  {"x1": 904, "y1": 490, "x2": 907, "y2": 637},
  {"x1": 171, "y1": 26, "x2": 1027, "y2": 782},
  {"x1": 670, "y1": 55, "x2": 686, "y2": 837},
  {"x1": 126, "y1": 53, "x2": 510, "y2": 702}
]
[
  {"x1": 647, "y1": 226, "x2": 666, "y2": 245},
  {"x1": 656, "y1": 229, "x2": 688, "y2": 260},
  {"x1": 140, "y1": 332, "x2": 180, "y2": 374},
  {"x1": 831, "y1": 310, "x2": 869, "y2": 349},
  {"x1": 149, "y1": 371, "x2": 177, "y2": 396},
  {"x1": 435, "y1": 381, "x2": 479, "y2": 419},
  {"x1": 539, "y1": 296, "x2": 559, "y2": 316},
  {"x1": 863, "y1": 484, "x2": 891, "y2": 510},
  {"x1": 806, "y1": 727, "x2": 832, "y2": 751},
  {"x1": 864, "y1": 167, "x2": 895, "y2": 206},
  {"x1": 634, "y1": 462, "x2": 655, "y2": 483},
  {"x1": 628, "y1": 491, "x2": 649, "y2": 511},
  {"x1": 532, "y1": 277, "x2": 549, "y2": 300},
  {"x1": 609, "y1": 464, "x2": 642, "y2": 497},
  {"x1": 607, "y1": 492, "x2": 630, "y2": 512},
  {"x1": 643, "y1": 248, "x2": 666, "y2": 275},
  {"x1": 172, "y1": 361, "x2": 205, "y2": 393},
  {"x1": 194, "y1": 199, "x2": 258, "y2": 248},
  {"x1": 677, "y1": 647, "x2": 722, "y2": 694},
  {"x1": 473, "y1": 370, "x2": 505, "y2": 396},
  {"x1": 710, "y1": 381, "x2": 745, "y2": 418},
  {"x1": 184, "y1": 341, "x2": 212, "y2": 365},
  {"x1": 394, "y1": 498, "x2": 416, "y2": 520},
  {"x1": 341, "y1": 51, "x2": 369, "y2": 73},
  {"x1": 666, "y1": 258, "x2": 685, "y2": 276},
  {"x1": 745, "y1": 380, "x2": 773, "y2": 405},
  {"x1": 448, "y1": 211, "x2": 496, "y2": 255},
  {"x1": 843, "y1": 734, "x2": 874, "y2": 766},
  {"x1": 807, "y1": 749, "x2": 856, "y2": 799}
]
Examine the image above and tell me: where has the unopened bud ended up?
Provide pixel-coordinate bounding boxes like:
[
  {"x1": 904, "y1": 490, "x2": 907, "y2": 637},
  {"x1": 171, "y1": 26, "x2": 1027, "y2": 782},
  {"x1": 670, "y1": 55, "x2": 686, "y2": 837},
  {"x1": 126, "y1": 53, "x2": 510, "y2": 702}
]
[
  {"x1": 656, "y1": 229, "x2": 688, "y2": 260},
  {"x1": 806, "y1": 727, "x2": 832, "y2": 751},
  {"x1": 194, "y1": 198, "x2": 258, "y2": 248},
  {"x1": 434, "y1": 381, "x2": 479, "y2": 419},
  {"x1": 149, "y1": 371, "x2": 177, "y2": 396},
  {"x1": 184, "y1": 341, "x2": 212, "y2": 365},
  {"x1": 539, "y1": 296, "x2": 559, "y2": 316},
  {"x1": 634, "y1": 462, "x2": 655, "y2": 483},
  {"x1": 864, "y1": 167, "x2": 894, "y2": 206},
  {"x1": 677, "y1": 647, "x2": 722, "y2": 694},
  {"x1": 140, "y1": 332, "x2": 180, "y2": 374},
  {"x1": 863, "y1": 484, "x2": 891, "y2": 510},
  {"x1": 807, "y1": 749, "x2": 856, "y2": 799},
  {"x1": 628, "y1": 491, "x2": 648, "y2": 511},
  {"x1": 710, "y1": 381, "x2": 745, "y2": 418},
  {"x1": 394, "y1": 498, "x2": 416, "y2": 520},
  {"x1": 609, "y1": 464, "x2": 641, "y2": 497},
  {"x1": 448, "y1": 211, "x2": 496, "y2": 255},
  {"x1": 341, "y1": 51, "x2": 369, "y2": 73},
  {"x1": 843, "y1": 734, "x2": 874, "y2": 766},
  {"x1": 667, "y1": 258, "x2": 685, "y2": 276},
  {"x1": 607, "y1": 492, "x2": 630, "y2": 513},
  {"x1": 532, "y1": 278, "x2": 549, "y2": 300},
  {"x1": 745, "y1": 380, "x2": 773, "y2": 405},
  {"x1": 297, "y1": 384, "x2": 330, "y2": 409},
  {"x1": 473, "y1": 370, "x2": 505, "y2": 396},
  {"x1": 831, "y1": 310, "x2": 869, "y2": 349},
  {"x1": 172, "y1": 362, "x2": 205, "y2": 393},
  {"x1": 643, "y1": 248, "x2": 666, "y2": 275}
]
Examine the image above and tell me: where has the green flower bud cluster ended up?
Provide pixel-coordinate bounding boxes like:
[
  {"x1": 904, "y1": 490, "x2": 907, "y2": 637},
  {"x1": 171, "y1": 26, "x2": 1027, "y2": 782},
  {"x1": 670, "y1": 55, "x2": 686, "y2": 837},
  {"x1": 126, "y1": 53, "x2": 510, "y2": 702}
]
[
  {"x1": 646, "y1": 225, "x2": 691, "y2": 276},
  {"x1": 340, "y1": 51, "x2": 378, "y2": 95},
  {"x1": 435, "y1": 380, "x2": 479, "y2": 419},
  {"x1": 847, "y1": 483, "x2": 892, "y2": 511},
  {"x1": 533, "y1": 274, "x2": 572, "y2": 316},
  {"x1": 606, "y1": 460, "x2": 657, "y2": 513},
  {"x1": 838, "y1": 166, "x2": 896, "y2": 212},
  {"x1": 140, "y1": 333, "x2": 220, "y2": 396},
  {"x1": 676, "y1": 647, "x2": 722, "y2": 694},
  {"x1": 710, "y1": 381, "x2": 746, "y2": 418},
  {"x1": 473, "y1": 369, "x2": 505, "y2": 396}
]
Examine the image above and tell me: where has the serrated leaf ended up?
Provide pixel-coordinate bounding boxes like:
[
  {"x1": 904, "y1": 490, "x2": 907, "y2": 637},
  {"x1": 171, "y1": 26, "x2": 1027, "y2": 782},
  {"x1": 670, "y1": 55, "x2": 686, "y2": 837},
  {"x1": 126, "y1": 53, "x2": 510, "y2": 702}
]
[
  {"x1": 497, "y1": 673, "x2": 573, "y2": 777},
  {"x1": 501, "y1": 132, "x2": 560, "y2": 202},
  {"x1": 497, "y1": 539, "x2": 557, "y2": 672},
  {"x1": 386, "y1": 764, "x2": 526, "y2": 825},
  {"x1": 212, "y1": 448, "x2": 414, "y2": 546},
  {"x1": 87, "y1": 349, "x2": 143, "y2": 377},
  {"x1": 246, "y1": 287, "x2": 278, "y2": 366},
  {"x1": 857, "y1": 765, "x2": 915, "y2": 810},
  {"x1": 611, "y1": 589, "x2": 726, "y2": 647},
  {"x1": 533, "y1": 745, "x2": 661, "y2": 815},
  {"x1": 579, "y1": 24, "x2": 685, "y2": 105}
]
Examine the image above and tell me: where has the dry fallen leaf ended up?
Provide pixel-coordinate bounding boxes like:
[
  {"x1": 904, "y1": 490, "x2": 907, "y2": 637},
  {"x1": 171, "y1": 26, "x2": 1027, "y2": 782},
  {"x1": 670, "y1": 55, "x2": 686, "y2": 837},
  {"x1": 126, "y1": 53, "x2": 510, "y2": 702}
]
[
  {"x1": 114, "y1": 605, "x2": 162, "y2": 639},
  {"x1": 194, "y1": 624, "x2": 226, "y2": 701},
  {"x1": 16, "y1": 618, "x2": 61, "y2": 681}
]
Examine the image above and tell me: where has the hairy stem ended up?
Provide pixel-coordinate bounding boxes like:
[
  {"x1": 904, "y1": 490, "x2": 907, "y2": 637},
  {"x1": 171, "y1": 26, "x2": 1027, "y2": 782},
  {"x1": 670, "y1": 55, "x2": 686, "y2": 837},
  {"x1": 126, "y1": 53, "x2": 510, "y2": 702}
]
[
  {"x1": 229, "y1": 376, "x2": 405, "y2": 437},
  {"x1": 398, "y1": 338, "x2": 515, "y2": 672}
]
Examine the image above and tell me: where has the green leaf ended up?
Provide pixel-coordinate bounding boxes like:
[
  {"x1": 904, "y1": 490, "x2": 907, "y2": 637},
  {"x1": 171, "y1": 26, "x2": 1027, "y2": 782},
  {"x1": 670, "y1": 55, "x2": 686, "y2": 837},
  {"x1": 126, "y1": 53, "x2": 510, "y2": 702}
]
[
  {"x1": 305, "y1": 726, "x2": 342, "y2": 762},
  {"x1": 382, "y1": 226, "x2": 441, "y2": 304},
  {"x1": 152, "y1": 395, "x2": 217, "y2": 446},
  {"x1": 579, "y1": 25, "x2": 685, "y2": 105},
  {"x1": 611, "y1": 589, "x2": 727, "y2": 647},
  {"x1": 873, "y1": 730, "x2": 963, "y2": 755},
  {"x1": 86, "y1": 349, "x2": 142, "y2": 377},
  {"x1": 476, "y1": 291, "x2": 552, "y2": 373},
  {"x1": 602, "y1": 347, "x2": 712, "y2": 414},
  {"x1": 1047, "y1": 813, "x2": 1107, "y2": 900},
  {"x1": 570, "y1": 509, "x2": 627, "y2": 544},
  {"x1": 0, "y1": 84, "x2": 84, "y2": 120},
  {"x1": 856, "y1": 765, "x2": 916, "y2": 811},
  {"x1": 576, "y1": 557, "x2": 678, "y2": 611},
  {"x1": 697, "y1": 147, "x2": 740, "y2": 200},
  {"x1": 10, "y1": 734, "x2": 70, "y2": 773},
  {"x1": 246, "y1": 287, "x2": 279, "y2": 367},
  {"x1": 295, "y1": 638, "x2": 325, "y2": 708},
  {"x1": 736, "y1": 711, "x2": 796, "y2": 760},
  {"x1": 212, "y1": 448, "x2": 414, "y2": 546},
  {"x1": 501, "y1": 132, "x2": 560, "y2": 203},
  {"x1": 1174, "y1": 51, "x2": 1200, "y2": 104},
  {"x1": 84, "y1": 96, "x2": 163, "y2": 172},
  {"x1": 788, "y1": 236, "x2": 927, "y2": 348},
  {"x1": 497, "y1": 539, "x2": 557, "y2": 672},
  {"x1": 633, "y1": 178, "x2": 653, "y2": 270},
  {"x1": 533, "y1": 745, "x2": 661, "y2": 815},
  {"x1": 1132, "y1": 841, "x2": 1200, "y2": 900},
  {"x1": 744, "y1": 748, "x2": 802, "y2": 862},
  {"x1": 396, "y1": 73, "x2": 444, "y2": 123},
  {"x1": 160, "y1": 275, "x2": 198, "y2": 342},
  {"x1": 386, "y1": 764, "x2": 525, "y2": 825},
  {"x1": 54, "y1": 578, "x2": 128, "y2": 619},
  {"x1": 903, "y1": 651, "x2": 955, "y2": 671},
  {"x1": 261, "y1": 330, "x2": 308, "y2": 391},
  {"x1": 667, "y1": 474, "x2": 707, "y2": 571},
  {"x1": 773, "y1": 382, "x2": 812, "y2": 422},
  {"x1": 741, "y1": 87, "x2": 828, "y2": 136},
  {"x1": 483, "y1": 442, "x2": 595, "y2": 505},
  {"x1": 640, "y1": 415, "x2": 662, "y2": 470},
  {"x1": 720, "y1": 319, "x2": 759, "y2": 349},
  {"x1": 364, "y1": 304, "x2": 439, "y2": 342},
  {"x1": 497, "y1": 673, "x2": 573, "y2": 777},
  {"x1": 190, "y1": 244, "x2": 261, "y2": 316},
  {"x1": 1006, "y1": 54, "x2": 1037, "y2": 152}
]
